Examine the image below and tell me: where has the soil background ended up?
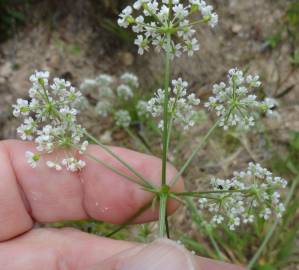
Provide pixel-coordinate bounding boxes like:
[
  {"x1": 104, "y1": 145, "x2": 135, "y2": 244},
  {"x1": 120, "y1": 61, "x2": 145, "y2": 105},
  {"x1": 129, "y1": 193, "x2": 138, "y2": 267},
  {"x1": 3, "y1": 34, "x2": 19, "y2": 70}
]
[{"x1": 0, "y1": 0, "x2": 299, "y2": 269}]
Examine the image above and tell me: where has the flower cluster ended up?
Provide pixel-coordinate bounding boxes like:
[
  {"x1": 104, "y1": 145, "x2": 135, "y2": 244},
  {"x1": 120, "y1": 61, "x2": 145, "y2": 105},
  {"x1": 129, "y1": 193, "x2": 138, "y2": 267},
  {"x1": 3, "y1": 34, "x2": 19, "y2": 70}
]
[
  {"x1": 147, "y1": 78, "x2": 200, "y2": 130},
  {"x1": 205, "y1": 68, "x2": 275, "y2": 130},
  {"x1": 13, "y1": 71, "x2": 88, "y2": 171},
  {"x1": 198, "y1": 163, "x2": 287, "y2": 230},
  {"x1": 80, "y1": 72, "x2": 149, "y2": 128},
  {"x1": 118, "y1": 0, "x2": 218, "y2": 57}
]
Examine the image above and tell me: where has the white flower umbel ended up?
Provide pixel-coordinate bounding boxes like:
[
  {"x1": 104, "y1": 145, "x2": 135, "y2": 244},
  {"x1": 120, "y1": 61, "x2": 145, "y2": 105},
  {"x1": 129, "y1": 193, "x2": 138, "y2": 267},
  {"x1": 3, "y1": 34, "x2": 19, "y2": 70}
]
[
  {"x1": 95, "y1": 101, "x2": 113, "y2": 117},
  {"x1": 115, "y1": 110, "x2": 132, "y2": 128},
  {"x1": 13, "y1": 71, "x2": 88, "y2": 172},
  {"x1": 80, "y1": 72, "x2": 144, "y2": 129},
  {"x1": 205, "y1": 68, "x2": 274, "y2": 130},
  {"x1": 137, "y1": 100, "x2": 150, "y2": 118},
  {"x1": 117, "y1": 84, "x2": 134, "y2": 100},
  {"x1": 198, "y1": 163, "x2": 288, "y2": 230},
  {"x1": 121, "y1": 72, "x2": 140, "y2": 88},
  {"x1": 147, "y1": 78, "x2": 200, "y2": 130},
  {"x1": 118, "y1": 0, "x2": 218, "y2": 57}
]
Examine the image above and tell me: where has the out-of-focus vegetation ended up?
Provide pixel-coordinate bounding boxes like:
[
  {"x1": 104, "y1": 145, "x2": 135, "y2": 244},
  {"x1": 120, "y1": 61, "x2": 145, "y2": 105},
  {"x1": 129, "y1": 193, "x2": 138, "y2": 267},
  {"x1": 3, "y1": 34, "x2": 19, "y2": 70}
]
[
  {"x1": 0, "y1": 0, "x2": 133, "y2": 42},
  {"x1": 265, "y1": 0, "x2": 299, "y2": 66},
  {"x1": 0, "y1": 0, "x2": 30, "y2": 41}
]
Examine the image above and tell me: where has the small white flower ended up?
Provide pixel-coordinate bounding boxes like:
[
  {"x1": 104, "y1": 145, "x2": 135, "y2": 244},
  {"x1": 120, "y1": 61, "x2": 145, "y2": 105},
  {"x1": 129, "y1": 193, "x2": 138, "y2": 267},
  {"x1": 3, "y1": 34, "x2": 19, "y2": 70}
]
[
  {"x1": 118, "y1": 6, "x2": 133, "y2": 28},
  {"x1": 46, "y1": 161, "x2": 62, "y2": 171},
  {"x1": 29, "y1": 70, "x2": 49, "y2": 86},
  {"x1": 173, "y1": 4, "x2": 188, "y2": 19},
  {"x1": 79, "y1": 141, "x2": 89, "y2": 154},
  {"x1": 184, "y1": 38, "x2": 200, "y2": 56},
  {"x1": 199, "y1": 1, "x2": 218, "y2": 28},
  {"x1": 62, "y1": 158, "x2": 86, "y2": 172},
  {"x1": 13, "y1": 99, "x2": 30, "y2": 117},
  {"x1": 134, "y1": 35, "x2": 149, "y2": 55},
  {"x1": 26, "y1": 151, "x2": 40, "y2": 168},
  {"x1": 17, "y1": 117, "x2": 36, "y2": 141}
]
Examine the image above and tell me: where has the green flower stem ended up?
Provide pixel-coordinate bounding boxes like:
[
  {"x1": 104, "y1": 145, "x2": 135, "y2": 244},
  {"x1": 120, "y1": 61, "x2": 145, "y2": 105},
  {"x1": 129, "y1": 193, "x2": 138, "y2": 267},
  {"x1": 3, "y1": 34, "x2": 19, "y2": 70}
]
[
  {"x1": 159, "y1": 192, "x2": 168, "y2": 238},
  {"x1": 159, "y1": 29, "x2": 172, "y2": 238},
  {"x1": 184, "y1": 19, "x2": 205, "y2": 28},
  {"x1": 84, "y1": 130, "x2": 155, "y2": 189},
  {"x1": 170, "y1": 120, "x2": 219, "y2": 186},
  {"x1": 174, "y1": 188, "x2": 251, "y2": 197},
  {"x1": 166, "y1": 115, "x2": 174, "y2": 156},
  {"x1": 247, "y1": 173, "x2": 299, "y2": 269},
  {"x1": 161, "y1": 32, "x2": 172, "y2": 187}
]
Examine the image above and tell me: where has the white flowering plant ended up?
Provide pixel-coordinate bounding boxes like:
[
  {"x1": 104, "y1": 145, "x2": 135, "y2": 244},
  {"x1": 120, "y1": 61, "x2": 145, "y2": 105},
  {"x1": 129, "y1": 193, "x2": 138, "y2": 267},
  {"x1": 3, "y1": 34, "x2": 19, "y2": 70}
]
[
  {"x1": 80, "y1": 72, "x2": 149, "y2": 128},
  {"x1": 12, "y1": 0, "x2": 289, "y2": 268},
  {"x1": 80, "y1": 72, "x2": 159, "y2": 153}
]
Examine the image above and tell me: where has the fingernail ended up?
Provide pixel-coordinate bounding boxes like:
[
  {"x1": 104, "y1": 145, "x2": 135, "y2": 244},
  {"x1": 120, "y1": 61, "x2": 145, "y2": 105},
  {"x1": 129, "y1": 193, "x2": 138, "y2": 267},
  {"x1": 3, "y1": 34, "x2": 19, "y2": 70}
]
[
  {"x1": 118, "y1": 238, "x2": 198, "y2": 270},
  {"x1": 90, "y1": 239, "x2": 199, "y2": 270}
]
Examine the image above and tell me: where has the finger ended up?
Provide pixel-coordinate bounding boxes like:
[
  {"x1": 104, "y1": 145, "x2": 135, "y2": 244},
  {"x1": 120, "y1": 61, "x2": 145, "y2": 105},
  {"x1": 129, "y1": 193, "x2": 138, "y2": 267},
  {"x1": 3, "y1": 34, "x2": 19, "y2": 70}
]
[
  {"x1": 0, "y1": 228, "x2": 245, "y2": 270},
  {"x1": 0, "y1": 140, "x2": 184, "y2": 241},
  {"x1": 92, "y1": 238, "x2": 245, "y2": 270},
  {"x1": 0, "y1": 228, "x2": 135, "y2": 270}
]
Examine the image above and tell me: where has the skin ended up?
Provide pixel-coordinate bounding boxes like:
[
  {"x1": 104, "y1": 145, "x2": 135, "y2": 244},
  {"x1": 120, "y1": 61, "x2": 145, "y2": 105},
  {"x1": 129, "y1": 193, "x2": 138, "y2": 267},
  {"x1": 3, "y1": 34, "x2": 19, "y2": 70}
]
[{"x1": 0, "y1": 140, "x2": 245, "y2": 270}]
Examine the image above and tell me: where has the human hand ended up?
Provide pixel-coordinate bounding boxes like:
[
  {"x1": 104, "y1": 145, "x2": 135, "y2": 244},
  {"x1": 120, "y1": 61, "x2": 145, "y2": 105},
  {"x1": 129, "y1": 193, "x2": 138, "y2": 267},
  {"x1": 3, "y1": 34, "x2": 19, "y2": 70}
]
[{"x1": 0, "y1": 140, "x2": 244, "y2": 270}]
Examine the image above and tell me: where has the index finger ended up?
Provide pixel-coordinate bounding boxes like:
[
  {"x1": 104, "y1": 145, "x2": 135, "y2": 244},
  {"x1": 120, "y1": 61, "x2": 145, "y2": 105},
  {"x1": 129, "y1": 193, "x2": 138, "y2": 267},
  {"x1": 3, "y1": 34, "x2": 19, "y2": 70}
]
[{"x1": 0, "y1": 140, "x2": 184, "y2": 241}]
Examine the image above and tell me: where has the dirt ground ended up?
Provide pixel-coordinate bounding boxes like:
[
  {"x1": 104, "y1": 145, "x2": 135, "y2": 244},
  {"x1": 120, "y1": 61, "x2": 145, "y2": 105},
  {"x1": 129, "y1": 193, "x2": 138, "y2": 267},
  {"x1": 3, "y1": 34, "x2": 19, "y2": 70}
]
[
  {"x1": 0, "y1": 0, "x2": 298, "y2": 139},
  {"x1": 0, "y1": 0, "x2": 299, "y2": 268}
]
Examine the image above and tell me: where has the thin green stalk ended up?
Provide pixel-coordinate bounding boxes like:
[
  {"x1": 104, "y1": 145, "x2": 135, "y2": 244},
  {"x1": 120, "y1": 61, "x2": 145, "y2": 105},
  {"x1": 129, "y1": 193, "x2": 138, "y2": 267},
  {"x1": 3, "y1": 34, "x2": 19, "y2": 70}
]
[
  {"x1": 159, "y1": 193, "x2": 168, "y2": 238},
  {"x1": 170, "y1": 120, "x2": 219, "y2": 186},
  {"x1": 124, "y1": 127, "x2": 151, "y2": 154},
  {"x1": 247, "y1": 174, "x2": 299, "y2": 269},
  {"x1": 138, "y1": 130, "x2": 154, "y2": 152},
  {"x1": 84, "y1": 130, "x2": 154, "y2": 189},
  {"x1": 174, "y1": 188, "x2": 251, "y2": 197},
  {"x1": 161, "y1": 32, "x2": 172, "y2": 187},
  {"x1": 186, "y1": 198, "x2": 226, "y2": 260}
]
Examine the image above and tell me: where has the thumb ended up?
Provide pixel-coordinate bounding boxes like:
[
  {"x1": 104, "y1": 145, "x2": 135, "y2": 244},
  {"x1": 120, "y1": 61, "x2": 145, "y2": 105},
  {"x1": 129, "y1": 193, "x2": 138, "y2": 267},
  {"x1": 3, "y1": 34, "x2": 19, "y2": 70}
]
[{"x1": 91, "y1": 238, "x2": 199, "y2": 270}]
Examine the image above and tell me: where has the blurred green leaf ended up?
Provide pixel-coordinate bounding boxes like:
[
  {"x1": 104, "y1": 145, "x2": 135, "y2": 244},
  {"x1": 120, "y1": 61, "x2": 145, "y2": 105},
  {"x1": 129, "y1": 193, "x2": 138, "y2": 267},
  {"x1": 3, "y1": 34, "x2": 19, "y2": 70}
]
[
  {"x1": 180, "y1": 235, "x2": 210, "y2": 255},
  {"x1": 265, "y1": 34, "x2": 282, "y2": 49},
  {"x1": 290, "y1": 50, "x2": 299, "y2": 66},
  {"x1": 287, "y1": 1, "x2": 299, "y2": 27},
  {"x1": 290, "y1": 131, "x2": 299, "y2": 151},
  {"x1": 256, "y1": 264, "x2": 276, "y2": 270}
]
